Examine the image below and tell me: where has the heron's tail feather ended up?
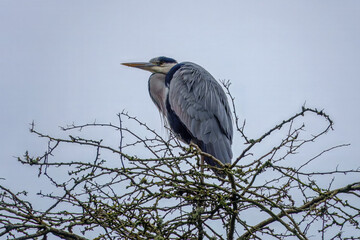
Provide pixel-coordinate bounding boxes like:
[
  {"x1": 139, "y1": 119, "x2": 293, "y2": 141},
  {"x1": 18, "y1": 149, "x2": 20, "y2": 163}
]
[{"x1": 200, "y1": 139, "x2": 232, "y2": 177}]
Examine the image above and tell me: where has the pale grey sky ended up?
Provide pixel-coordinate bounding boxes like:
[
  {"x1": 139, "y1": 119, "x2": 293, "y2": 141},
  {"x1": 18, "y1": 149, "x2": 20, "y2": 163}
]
[{"x1": 1, "y1": 0, "x2": 360, "y2": 237}]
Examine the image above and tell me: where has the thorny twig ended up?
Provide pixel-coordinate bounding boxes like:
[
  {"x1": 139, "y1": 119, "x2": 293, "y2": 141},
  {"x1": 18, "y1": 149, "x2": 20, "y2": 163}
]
[{"x1": 1, "y1": 107, "x2": 359, "y2": 240}]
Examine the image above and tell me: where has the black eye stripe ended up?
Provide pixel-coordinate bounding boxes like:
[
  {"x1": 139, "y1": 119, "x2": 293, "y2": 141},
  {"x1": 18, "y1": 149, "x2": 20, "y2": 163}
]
[{"x1": 149, "y1": 56, "x2": 177, "y2": 65}]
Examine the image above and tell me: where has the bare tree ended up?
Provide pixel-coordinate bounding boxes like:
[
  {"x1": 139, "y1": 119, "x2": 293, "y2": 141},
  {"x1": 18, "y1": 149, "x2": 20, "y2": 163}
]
[{"x1": 1, "y1": 82, "x2": 359, "y2": 240}]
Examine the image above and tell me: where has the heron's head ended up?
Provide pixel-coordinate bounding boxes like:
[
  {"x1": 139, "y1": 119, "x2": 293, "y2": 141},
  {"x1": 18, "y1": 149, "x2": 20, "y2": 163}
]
[{"x1": 122, "y1": 56, "x2": 177, "y2": 74}]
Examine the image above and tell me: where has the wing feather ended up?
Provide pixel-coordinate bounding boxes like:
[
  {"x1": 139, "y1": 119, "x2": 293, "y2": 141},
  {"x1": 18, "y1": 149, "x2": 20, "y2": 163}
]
[{"x1": 168, "y1": 62, "x2": 233, "y2": 165}]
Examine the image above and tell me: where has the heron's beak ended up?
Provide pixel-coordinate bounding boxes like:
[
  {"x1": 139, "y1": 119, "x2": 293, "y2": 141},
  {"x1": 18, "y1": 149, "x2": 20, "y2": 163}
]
[{"x1": 121, "y1": 62, "x2": 157, "y2": 72}]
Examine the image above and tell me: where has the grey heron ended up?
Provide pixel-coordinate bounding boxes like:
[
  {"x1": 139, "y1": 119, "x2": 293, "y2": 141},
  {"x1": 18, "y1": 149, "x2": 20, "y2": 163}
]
[{"x1": 122, "y1": 57, "x2": 233, "y2": 175}]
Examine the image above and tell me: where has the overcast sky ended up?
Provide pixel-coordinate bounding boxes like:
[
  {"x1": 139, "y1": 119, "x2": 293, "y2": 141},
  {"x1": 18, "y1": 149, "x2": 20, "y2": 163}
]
[{"x1": 1, "y1": 0, "x2": 360, "y2": 235}]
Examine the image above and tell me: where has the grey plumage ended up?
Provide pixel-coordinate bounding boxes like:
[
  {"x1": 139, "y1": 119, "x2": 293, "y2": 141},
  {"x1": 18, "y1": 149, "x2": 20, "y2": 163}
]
[
  {"x1": 122, "y1": 57, "x2": 233, "y2": 174},
  {"x1": 168, "y1": 62, "x2": 233, "y2": 166},
  {"x1": 148, "y1": 73, "x2": 168, "y2": 115}
]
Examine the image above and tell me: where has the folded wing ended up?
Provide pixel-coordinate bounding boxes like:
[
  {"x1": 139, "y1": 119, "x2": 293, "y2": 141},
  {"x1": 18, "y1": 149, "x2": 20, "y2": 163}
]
[{"x1": 167, "y1": 62, "x2": 233, "y2": 166}]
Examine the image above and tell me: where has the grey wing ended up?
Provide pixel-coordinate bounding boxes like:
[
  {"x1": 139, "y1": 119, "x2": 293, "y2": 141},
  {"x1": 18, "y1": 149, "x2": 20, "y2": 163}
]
[{"x1": 168, "y1": 62, "x2": 233, "y2": 165}]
